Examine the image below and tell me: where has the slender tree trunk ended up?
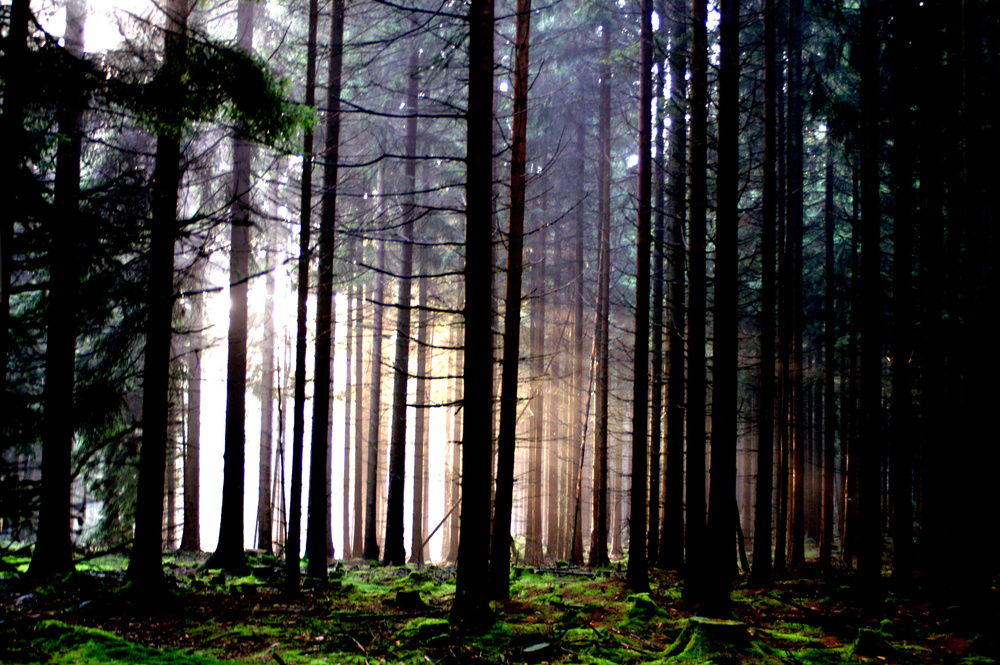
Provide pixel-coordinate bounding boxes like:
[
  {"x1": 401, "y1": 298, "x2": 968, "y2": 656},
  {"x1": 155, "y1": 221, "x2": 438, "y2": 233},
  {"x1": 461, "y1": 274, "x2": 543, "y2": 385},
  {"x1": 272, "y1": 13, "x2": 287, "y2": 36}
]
[
  {"x1": 588, "y1": 22, "x2": 612, "y2": 571},
  {"x1": 446, "y1": 325, "x2": 462, "y2": 562},
  {"x1": 363, "y1": 211, "x2": 387, "y2": 561},
  {"x1": 660, "y1": 0, "x2": 688, "y2": 571},
  {"x1": 409, "y1": 260, "x2": 430, "y2": 565},
  {"x1": 750, "y1": 0, "x2": 777, "y2": 587},
  {"x1": 286, "y1": 0, "x2": 320, "y2": 594},
  {"x1": 257, "y1": 251, "x2": 277, "y2": 555},
  {"x1": 384, "y1": 49, "x2": 420, "y2": 566},
  {"x1": 889, "y1": 0, "x2": 914, "y2": 589},
  {"x1": 626, "y1": 0, "x2": 654, "y2": 592},
  {"x1": 451, "y1": 0, "x2": 496, "y2": 628},
  {"x1": 820, "y1": 138, "x2": 837, "y2": 569},
  {"x1": 490, "y1": 0, "x2": 530, "y2": 597},
  {"x1": 569, "y1": 122, "x2": 587, "y2": 566},
  {"x1": 352, "y1": 280, "x2": 365, "y2": 556},
  {"x1": 28, "y1": 0, "x2": 86, "y2": 579},
  {"x1": 126, "y1": 0, "x2": 191, "y2": 594},
  {"x1": 342, "y1": 284, "x2": 354, "y2": 559},
  {"x1": 180, "y1": 304, "x2": 203, "y2": 552},
  {"x1": 858, "y1": 0, "x2": 883, "y2": 599},
  {"x1": 684, "y1": 0, "x2": 708, "y2": 600}
]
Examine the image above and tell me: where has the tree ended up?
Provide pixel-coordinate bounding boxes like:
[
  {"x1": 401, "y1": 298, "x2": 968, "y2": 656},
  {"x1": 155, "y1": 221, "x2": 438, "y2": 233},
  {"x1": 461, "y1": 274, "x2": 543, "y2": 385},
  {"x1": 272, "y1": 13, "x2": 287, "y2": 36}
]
[
  {"x1": 384, "y1": 48, "x2": 420, "y2": 567},
  {"x1": 490, "y1": 0, "x2": 531, "y2": 599},
  {"x1": 306, "y1": 0, "x2": 346, "y2": 580},
  {"x1": 750, "y1": 0, "x2": 777, "y2": 587},
  {"x1": 702, "y1": 0, "x2": 739, "y2": 616},
  {"x1": 363, "y1": 203, "x2": 387, "y2": 562},
  {"x1": 257, "y1": 254, "x2": 277, "y2": 555},
  {"x1": 125, "y1": 0, "x2": 194, "y2": 595},
  {"x1": 27, "y1": 0, "x2": 87, "y2": 580},
  {"x1": 287, "y1": 0, "x2": 321, "y2": 594},
  {"x1": 450, "y1": 0, "x2": 495, "y2": 629},
  {"x1": 626, "y1": 0, "x2": 653, "y2": 594},
  {"x1": 206, "y1": 0, "x2": 256, "y2": 574}
]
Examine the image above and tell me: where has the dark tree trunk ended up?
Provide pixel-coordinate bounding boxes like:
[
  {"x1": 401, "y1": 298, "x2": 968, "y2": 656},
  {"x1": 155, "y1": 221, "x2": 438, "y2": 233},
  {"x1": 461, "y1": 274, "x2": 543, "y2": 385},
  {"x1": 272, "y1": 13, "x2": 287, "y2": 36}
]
[
  {"x1": 684, "y1": 0, "x2": 708, "y2": 600},
  {"x1": 750, "y1": 0, "x2": 777, "y2": 587},
  {"x1": 450, "y1": 0, "x2": 495, "y2": 629},
  {"x1": 490, "y1": 0, "x2": 530, "y2": 598},
  {"x1": 384, "y1": 48, "x2": 419, "y2": 567},
  {"x1": 858, "y1": 0, "x2": 883, "y2": 599},
  {"x1": 286, "y1": 0, "x2": 319, "y2": 594},
  {"x1": 889, "y1": 0, "x2": 914, "y2": 589},
  {"x1": 660, "y1": 0, "x2": 688, "y2": 572},
  {"x1": 28, "y1": 0, "x2": 86, "y2": 579},
  {"x1": 569, "y1": 122, "x2": 587, "y2": 566},
  {"x1": 701, "y1": 0, "x2": 739, "y2": 617},
  {"x1": 820, "y1": 138, "x2": 837, "y2": 569},
  {"x1": 206, "y1": 0, "x2": 255, "y2": 574},
  {"x1": 126, "y1": 0, "x2": 191, "y2": 595},
  {"x1": 626, "y1": 0, "x2": 654, "y2": 593},
  {"x1": 363, "y1": 215, "x2": 387, "y2": 561},
  {"x1": 588, "y1": 22, "x2": 612, "y2": 571},
  {"x1": 409, "y1": 252, "x2": 430, "y2": 566},
  {"x1": 180, "y1": 302, "x2": 203, "y2": 552}
]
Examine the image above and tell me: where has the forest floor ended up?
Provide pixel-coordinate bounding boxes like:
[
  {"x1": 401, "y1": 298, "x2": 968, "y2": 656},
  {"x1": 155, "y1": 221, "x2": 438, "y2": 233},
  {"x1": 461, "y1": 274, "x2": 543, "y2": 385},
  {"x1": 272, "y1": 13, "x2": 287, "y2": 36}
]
[{"x1": 0, "y1": 550, "x2": 996, "y2": 665}]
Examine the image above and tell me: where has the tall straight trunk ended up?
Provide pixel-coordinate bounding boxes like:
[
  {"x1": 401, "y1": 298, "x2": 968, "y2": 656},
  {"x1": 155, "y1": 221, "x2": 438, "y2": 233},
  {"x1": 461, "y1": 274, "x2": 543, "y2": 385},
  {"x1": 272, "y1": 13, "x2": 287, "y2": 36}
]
[
  {"x1": 306, "y1": 0, "x2": 345, "y2": 578},
  {"x1": 750, "y1": 0, "x2": 777, "y2": 587},
  {"x1": 660, "y1": 0, "x2": 688, "y2": 571},
  {"x1": 858, "y1": 0, "x2": 883, "y2": 597},
  {"x1": 491, "y1": 0, "x2": 531, "y2": 596},
  {"x1": 588, "y1": 22, "x2": 612, "y2": 570},
  {"x1": 180, "y1": 305, "x2": 203, "y2": 552},
  {"x1": 206, "y1": 0, "x2": 254, "y2": 573},
  {"x1": 701, "y1": 0, "x2": 739, "y2": 616},
  {"x1": 0, "y1": 0, "x2": 32, "y2": 404},
  {"x1": 28, "y1": 0, "x2": 86, "y2": 579},
  {"x1": 384, "y1": 49, "x2": 420, "y2": 566},
  {"x1": 820, "y1": 138, "x2": 837, "y2": 568},
  {"x1": 451, "y1": 0, "x2": 495, "y2": 628},
  {"x1": 126, "y1": 0, "x2": 191, "y2": 594},
  {"x1": 352, "y1": 281, "x2": 365, "y2": 556},
  {"x1": 773, "y1": 68, "x2": 790, "y2": 574},
  {"x1": 841, "y1": 174, "x2": 860, "y2": 566},
  {"x1": 525, "y1": 285, "x2": 544, "y2": 564},
  {"x1": 569, "y1": 122, "x2": 587, "y2": 565},
  {"x1": 409, "y1": 259, "x2": 430, "y2": 565},
  {"x1": 446, "y1": 325, "x2": 462, "y2": 562},
  {"x1": 647, "y1": 36, "x2": 666, "y2": 569},
  {"x1": 787, "y1": 0, "x2": 806, "y2": 570},
  {"x1": 286, "y1": 0, "x2": 320, "y2": 593},
  {"x1": 684, "y1": 0, "x2": 708, "y2": 597},
  {"x1": 626, "y1": 0, "x2": 654, "y2": 592},
  {"x1": 889, "y1": 0, "x2": 914, "y2": 588},
  {"x1": 342, "y1": 284, "x2": 354, "y2": 559},
  {"x1": 363, "y1": 218, "x2": 387, "y2": 560},
  {"x1": 257, "y1": 254, "x2": 277, "y2": 554}
]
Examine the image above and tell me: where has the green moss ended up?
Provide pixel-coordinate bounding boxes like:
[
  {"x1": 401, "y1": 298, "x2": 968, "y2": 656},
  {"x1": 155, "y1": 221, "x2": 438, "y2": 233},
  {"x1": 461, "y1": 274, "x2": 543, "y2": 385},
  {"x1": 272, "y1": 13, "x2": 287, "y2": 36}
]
[
  {"x1": 27, "y1": 621, "x2": 226, "y2": 665},
  {"x1": 397, "y1": 617, "x2": 449, "y2": 644}
]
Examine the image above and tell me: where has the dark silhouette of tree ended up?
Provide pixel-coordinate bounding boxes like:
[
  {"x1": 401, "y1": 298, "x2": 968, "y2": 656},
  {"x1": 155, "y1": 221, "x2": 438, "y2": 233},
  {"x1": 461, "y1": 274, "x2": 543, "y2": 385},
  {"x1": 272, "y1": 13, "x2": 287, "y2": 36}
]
[
  {"x1": 490, "y1": 0, "x2": 531, "y2": 599},
  {"x1": 626, "y1": 0, "x2": 653, "y2": 594},
  {"x1": 363, "y1": 209, "x2": 386, "y2": 562},
  {"x1": 450, "y1": 0, "x2": 495, "y2": 629},
  {"x1": 384, "y1": 48, "x2": 420, "y2": 567},
  {"x1": 306, "y1": 0, "x2": 346, "y2": 580}
]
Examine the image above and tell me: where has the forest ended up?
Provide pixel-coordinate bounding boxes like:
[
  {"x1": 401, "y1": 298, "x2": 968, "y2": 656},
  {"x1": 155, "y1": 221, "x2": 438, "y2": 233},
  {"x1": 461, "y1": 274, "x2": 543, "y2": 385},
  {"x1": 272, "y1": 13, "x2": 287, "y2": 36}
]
[{"x1": 1, "y1": 0, "x2": 998, "y2": 661}]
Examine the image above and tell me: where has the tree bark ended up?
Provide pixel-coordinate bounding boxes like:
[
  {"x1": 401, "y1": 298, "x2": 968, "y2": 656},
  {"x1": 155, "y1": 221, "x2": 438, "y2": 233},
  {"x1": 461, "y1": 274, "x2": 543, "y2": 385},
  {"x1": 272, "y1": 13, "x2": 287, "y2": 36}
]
[
  {"x1": 363, "y1": 201, "x2": 387, "y2": 561},
  {"x1": 490, "y1": 0, "x2": 530, "y2": 597}
]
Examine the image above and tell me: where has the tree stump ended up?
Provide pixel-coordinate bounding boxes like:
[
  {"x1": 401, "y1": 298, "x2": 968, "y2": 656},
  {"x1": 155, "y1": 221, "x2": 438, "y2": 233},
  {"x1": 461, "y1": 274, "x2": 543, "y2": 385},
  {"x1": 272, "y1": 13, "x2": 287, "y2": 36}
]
[{"x1": 663, "y1": 616, "x2": 750, "y2": 662}]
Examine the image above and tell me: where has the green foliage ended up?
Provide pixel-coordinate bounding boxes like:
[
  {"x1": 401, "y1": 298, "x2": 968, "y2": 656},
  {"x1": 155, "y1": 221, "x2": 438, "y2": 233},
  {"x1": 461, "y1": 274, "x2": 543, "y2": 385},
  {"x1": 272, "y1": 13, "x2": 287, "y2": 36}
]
[{"x1": 20, "y1": 621, "x2": 227, "y2": 665}]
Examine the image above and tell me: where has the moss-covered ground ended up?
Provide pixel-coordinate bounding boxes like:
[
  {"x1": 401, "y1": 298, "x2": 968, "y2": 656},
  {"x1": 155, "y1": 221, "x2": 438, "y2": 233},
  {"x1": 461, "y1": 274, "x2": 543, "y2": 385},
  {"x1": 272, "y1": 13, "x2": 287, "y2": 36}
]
[{"x1": 1, "y1": 551, "x2": 995, "y2": 664}]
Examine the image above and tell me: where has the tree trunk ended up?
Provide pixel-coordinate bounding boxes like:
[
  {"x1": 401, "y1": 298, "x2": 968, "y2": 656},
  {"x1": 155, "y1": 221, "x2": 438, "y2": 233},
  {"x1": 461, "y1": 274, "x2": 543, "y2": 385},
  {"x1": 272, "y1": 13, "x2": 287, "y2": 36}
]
[
  {"x1": 451, "y1": 0, "x2": 495, "y2": 628},
  {"x1": 684, "y1": 0, "x2": 708, "y2": 600},
  {"x1": 28, "y1": 0, "x2": 86, "y2": 579},
  {"x1": 750, "y1": 0, "x2": 776, "y2": 587},
  {"x1": 257, "y1": 246, "x2": 277, "y2": 555},
  {"x1": 126, "y1": 0, "x2": 191, "y2": 595},
  {"x1": 342, "y1": 284, "x2": 354, "y2": 560},
  {"x1": 409, "y1": 260, "x2": 430, "y2": 565},
  {"x1": 626, "y1": 0, "x2": 654, "y2": 593},
  {"x1": 384, "y1": 49, "x2": 420, "y2": 567},
  {"x1": 352, "y1": 280, "x2": 365, "y2": 556},
  {"x1": 490, "y1": 0, "x2": 530, "y2": 597},
  {"x1": 819, "y1": 138, "x2": 837, "y2": 569},
  {"x1": 660, "y1": 0, "x2": 688, "y2": 572},
  {"x1": 286, "y1": 0, "x2": 320, "y2": 593},
  {"x1": 569, "y1": 121, "x2": 587, "y2": 566},
  {"x1": 180, "y1": 303, "x2": 203, "y2": 552},
  {"x1": 363, "y1": 205, "x2": 387, "y2": 561},
  {"x1": 588, "y1": 21, "x2": 612, "y2": 571}
]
